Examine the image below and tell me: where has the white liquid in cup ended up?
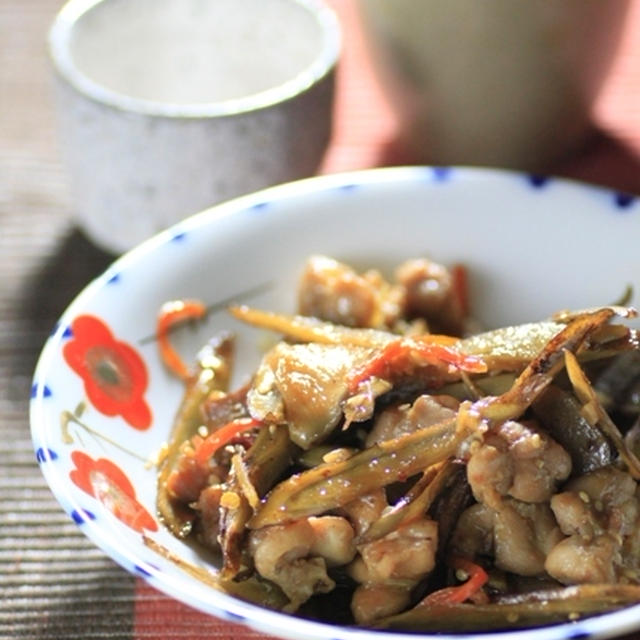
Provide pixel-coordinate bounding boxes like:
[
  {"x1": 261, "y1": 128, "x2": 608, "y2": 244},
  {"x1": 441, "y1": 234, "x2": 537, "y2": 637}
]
[
  {"x1": 68, "y1": 0, "x2": 324, "y2": 105},
  {"x1": 49, "y1": 0, "x2": 339, "y2": 252}
]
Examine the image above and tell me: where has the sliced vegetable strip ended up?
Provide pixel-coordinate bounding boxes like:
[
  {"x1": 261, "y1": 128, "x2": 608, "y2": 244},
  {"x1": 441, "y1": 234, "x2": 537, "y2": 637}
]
[
  {"x1": 229, "y1": 305, "x2": 394, "y2": 347},
  {"x1": 358, "y1": 461, "x2": 458, "y2": 544},
  {"x1": 564, "y1": 349, "x2": 640, "y2": 479},
  {"x1": 477, "y1": 308, "x2": 618, "y2": 424},
  {"x1": 348, "y1": 337, "x2": 486, "y2": 392},
  {"x1": 156, "y1": 333, "x2": 234, "y2": 537},
  {"x1": 421, "y1": 557, "x2": 488, "y2": 606},
  {"x1": 143, "y1": 535, "x2": 288, "y2": 609},
  {"x1": 249, "y1": 415, "x2": 473, "y2": 528},
  {"x1": 377, "y1": 584, "x2": 640, "y2": 632},
  {"x1": 218, "y1": 424, "x2": 296, "y2": 579},
  {"x1": 194, "y1": 417, "x2": 263, "y2": 465},
  {"x1": 157, "y1": 299, "x2": 207, "y2": 380}
]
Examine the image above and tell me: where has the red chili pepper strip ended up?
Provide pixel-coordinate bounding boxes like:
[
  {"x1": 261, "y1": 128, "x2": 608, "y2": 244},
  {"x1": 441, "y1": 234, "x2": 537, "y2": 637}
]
[
  {"x1": 348, "y1": 337, "x2": 486, "y2": 392},
  {"x1": 421, "y1": 557, "x2": 488, "y2": 606},
  {"x1": 410, "y1": 340, "x2": 486, "y2": 373},
  {"x1": 451, "y1": 263, "x2": 470, "y2": 318},
  {"x1": 157, "y1": 299, "x2": 207, "y2": 380},
  {"x1": 348, "y1": 339, "x2": 406, "y2": 391},
  {"x1": 194, "y1": 417, "x2": 263, "y2": 465}
]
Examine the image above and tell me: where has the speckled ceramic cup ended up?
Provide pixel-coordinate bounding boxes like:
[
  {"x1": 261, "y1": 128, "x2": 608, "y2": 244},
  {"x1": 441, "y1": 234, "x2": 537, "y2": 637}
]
[{"x1": 48, "y1": 0, "x2": 340, "y2": 253}]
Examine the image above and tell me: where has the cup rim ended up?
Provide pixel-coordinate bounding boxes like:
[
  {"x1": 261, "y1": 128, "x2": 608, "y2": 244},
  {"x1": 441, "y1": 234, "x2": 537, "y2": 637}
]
[{"x1": 48, "y1": 0, "x2": 341, "y2": 118}]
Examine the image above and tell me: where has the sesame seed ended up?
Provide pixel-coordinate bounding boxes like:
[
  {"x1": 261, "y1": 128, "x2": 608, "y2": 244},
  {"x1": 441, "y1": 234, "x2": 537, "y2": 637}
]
[
  {"x1": 455, "y1": 569, "x2": 469, "y2": 582},
  {"x1": 221, "y1": 491, "x2": 241, "y2": 509}
]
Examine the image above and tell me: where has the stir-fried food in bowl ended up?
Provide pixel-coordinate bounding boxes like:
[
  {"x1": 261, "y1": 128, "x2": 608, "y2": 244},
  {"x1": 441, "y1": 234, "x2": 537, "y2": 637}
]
[{"x1": 154, "y1": 254, "x2": 640, "y2": 632}]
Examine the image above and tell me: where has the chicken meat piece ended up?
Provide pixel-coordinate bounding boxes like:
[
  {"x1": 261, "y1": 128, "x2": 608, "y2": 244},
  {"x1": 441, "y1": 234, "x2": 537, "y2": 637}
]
[
  {"x1": 545, "y1": 534, "x2": 620, "y2": 584},
  {"x1": 298, "y1": 255, "x2": 403, "y2": 329},
  {"x1": 247, "y1": 341, "x2": 373, "y2": 449},
  {"x1": 339, "y1": 489, "x2": 388, "y2": 537},
  {"x1": 546, "y1": 466, "x2": 640, "y2": 585},
  {"x1": 194, "y1": 484, "x2": 223, "y2": 550},
  {"x1": 451, "y1": 499, "x2": 563, "y2": 577},
  {"x1": 350, "y1": 583, "x2": 413, "y2": 626},
  {"x1": 348, "y1": 517, "x2": 439, "y2": 624},
  {"x1": 164, "y1": 439, "x2": 226, "y2": 504},
  {"x1": 467, "y1": 419, "x2": 571, "y2": 509},
  {"x1": 459, "y1": 418, "x2": 570, "y2": 576},
  {"x1": 394, "y1": 257, "x2": 465, "y2": 335},
  {"x1": 249, "y1": 516, "x2": 356, "y2": 611},
  {"x1": 365, "y1": 394, "x2": 459, "y2": 446},
  {"x1": 357, "y1": 518, "x2": 438, "y2": 583}
]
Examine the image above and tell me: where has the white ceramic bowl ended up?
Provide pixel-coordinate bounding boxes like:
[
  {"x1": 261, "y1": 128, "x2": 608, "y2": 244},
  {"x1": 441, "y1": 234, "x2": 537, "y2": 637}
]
[
  {"x1": 31, "y1": 167, "x2": 640, "y2": 640},
  {"x1": 48, "y1": 0, "x2": 340, "y2": 253}
]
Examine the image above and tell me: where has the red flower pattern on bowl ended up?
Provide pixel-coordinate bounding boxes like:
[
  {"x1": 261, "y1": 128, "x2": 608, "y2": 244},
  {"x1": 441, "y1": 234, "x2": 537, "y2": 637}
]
[
  {"x1": 63, "y1": 314, "x2": 152, "y2": 429},
  {"x1": 70, "y1": 450, "x2": 157, "y2": 533}
]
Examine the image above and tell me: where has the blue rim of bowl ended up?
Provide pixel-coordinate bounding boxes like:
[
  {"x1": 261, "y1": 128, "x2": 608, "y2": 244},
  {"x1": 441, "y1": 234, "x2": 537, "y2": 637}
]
[
  {"x1": 30, "y1": 167, "x2": 639, "y2": 640},
  {"x1": 47, "y1": 0, "x2": 341, "y2": 118}
]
